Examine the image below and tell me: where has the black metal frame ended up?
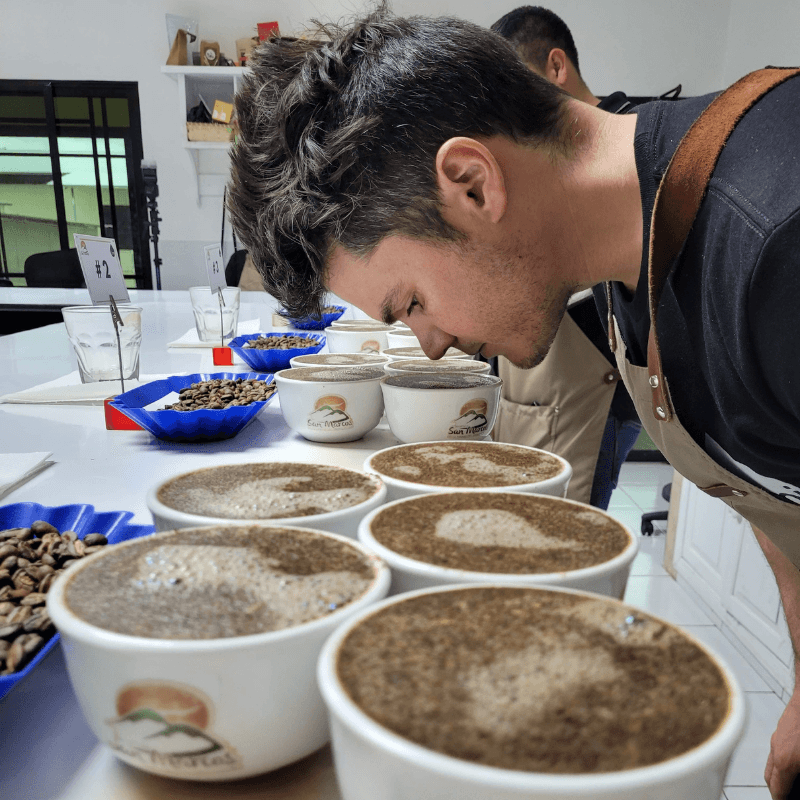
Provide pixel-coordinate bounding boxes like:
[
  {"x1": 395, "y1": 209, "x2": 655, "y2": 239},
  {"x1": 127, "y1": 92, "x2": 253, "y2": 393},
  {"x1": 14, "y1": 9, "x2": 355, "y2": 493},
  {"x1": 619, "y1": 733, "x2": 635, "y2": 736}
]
[{"x1": 0, "y1": 79, "x2": 152, "y2": 288}]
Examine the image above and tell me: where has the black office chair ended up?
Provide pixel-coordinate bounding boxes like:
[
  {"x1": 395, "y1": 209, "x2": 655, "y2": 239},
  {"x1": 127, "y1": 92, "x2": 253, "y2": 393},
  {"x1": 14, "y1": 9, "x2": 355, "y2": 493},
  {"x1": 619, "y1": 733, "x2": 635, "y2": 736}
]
[
  {"x1": 23, "y1": 249, "x2": 86, "y2": 288},
  {"x1": 641, "y1": 483, "x2": 671, "y2": 535}
]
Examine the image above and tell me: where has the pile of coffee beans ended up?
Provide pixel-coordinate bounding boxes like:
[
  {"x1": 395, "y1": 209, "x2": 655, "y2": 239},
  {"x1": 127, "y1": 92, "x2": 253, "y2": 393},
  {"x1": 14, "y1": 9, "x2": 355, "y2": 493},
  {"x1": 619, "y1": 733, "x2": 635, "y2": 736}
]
[
  {"x1": 243, "y1": 335, "x2": 318, "y2": 350},
  {"x1": 0, "y1": 522, "x2": 109, "y2": 675},
  {"x1": 163, "y1": 378, "x2": 276, "y2": 411}
]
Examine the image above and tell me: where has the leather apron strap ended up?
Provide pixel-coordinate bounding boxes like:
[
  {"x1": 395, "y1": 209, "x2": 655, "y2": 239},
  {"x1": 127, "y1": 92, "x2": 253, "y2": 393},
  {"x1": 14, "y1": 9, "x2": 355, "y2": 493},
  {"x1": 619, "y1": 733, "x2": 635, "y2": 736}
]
[{"x1": 644, "y1": 66, "x2": 800, "y2": 422}]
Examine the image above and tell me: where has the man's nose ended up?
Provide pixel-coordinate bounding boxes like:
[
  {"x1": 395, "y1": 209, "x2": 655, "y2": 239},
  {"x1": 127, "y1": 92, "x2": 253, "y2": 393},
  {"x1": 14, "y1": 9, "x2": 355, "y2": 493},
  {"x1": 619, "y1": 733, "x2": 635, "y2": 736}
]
[{"x1": 414, "y1": 327, "x2": 458, "y2": 360}]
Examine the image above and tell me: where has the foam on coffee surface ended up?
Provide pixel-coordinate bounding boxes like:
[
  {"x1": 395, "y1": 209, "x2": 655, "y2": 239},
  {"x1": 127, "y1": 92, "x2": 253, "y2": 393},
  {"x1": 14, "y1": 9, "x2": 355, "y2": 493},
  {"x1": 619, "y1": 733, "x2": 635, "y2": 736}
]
[
  {"x1": 370, "y1": 493, "x2": 628, "y2": 572},
  {"x1": 387, "y1": 347, "x2": 465, "y2": 358},
  {"x1": 295, "y1": 354, "x2": 386, "y2": 366},
  {"x1": 281, "y1": 366, "x2": 385, "y2": 382},
  {"x1": 390, "y1": 359, "x2": 485, "y2": 373},
  {"x1": 370, "y1": 442, "x2": 563, "y2": 488},
  {"x1": 65, "y1": 526, "x2": 375, "y2": 639},
  {"x1": 383, "y1": 374, "x2": 496, "y2": 389},
  {"x1": 157, "y1": 463, "x2": 380, "y2": 519},
  {"x1": 337, "y1": 586, "x2": 730, "y2": 773}
]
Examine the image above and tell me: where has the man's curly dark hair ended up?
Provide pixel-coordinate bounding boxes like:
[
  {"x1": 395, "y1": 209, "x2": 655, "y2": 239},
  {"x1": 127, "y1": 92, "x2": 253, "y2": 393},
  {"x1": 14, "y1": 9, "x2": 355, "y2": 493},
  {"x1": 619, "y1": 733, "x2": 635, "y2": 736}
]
[{"x1": 227, "y1": 4, "x2": 570, "y2": 318}]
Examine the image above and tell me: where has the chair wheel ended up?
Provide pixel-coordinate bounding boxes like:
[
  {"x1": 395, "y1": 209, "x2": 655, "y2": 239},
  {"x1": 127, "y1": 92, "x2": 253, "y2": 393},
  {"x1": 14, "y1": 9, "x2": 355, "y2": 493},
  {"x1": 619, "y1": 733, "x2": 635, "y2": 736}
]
[{"x1": 641, "y1": 520, "x2": 654, "y2": 535}]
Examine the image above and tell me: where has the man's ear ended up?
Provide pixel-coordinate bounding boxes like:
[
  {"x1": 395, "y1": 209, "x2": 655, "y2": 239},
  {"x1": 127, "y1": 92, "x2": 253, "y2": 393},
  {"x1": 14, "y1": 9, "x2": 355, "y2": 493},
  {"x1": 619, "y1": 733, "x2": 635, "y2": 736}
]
[
  {"x1": 544, "y1": 48, "x2": 570, "y2": 88},
  {"x1": 435, "y1": 137, "x2": 507, "y2": 227}
]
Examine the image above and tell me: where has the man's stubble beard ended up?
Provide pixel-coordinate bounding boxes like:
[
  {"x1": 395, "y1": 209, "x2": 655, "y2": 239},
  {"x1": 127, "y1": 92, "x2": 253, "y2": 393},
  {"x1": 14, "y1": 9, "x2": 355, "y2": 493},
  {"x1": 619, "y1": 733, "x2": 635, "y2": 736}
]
[{"x1": 508, "y1": 281, "x2": 574, "y2": 370}]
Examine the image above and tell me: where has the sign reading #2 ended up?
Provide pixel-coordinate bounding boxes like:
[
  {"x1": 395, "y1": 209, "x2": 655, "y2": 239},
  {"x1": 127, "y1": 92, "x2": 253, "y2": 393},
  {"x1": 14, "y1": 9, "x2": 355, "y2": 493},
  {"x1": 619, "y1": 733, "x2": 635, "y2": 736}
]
[{"x1": 73, "y1": 234, "x2": 130, "y2": 305}]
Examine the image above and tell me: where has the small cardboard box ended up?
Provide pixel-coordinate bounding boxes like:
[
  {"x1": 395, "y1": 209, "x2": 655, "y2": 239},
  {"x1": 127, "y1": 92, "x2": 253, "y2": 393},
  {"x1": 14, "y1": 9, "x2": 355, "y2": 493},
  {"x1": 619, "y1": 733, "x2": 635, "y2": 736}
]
[{"x1": 212, "y1": 100, "x2": 234, "y2": 124}]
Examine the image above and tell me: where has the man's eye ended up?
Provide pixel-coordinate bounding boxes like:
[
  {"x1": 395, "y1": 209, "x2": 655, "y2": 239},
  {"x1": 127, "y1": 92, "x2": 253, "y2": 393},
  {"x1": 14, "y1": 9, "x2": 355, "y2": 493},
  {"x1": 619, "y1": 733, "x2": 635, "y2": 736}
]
[{"x1": 406, "y1": 296, "x2": 420, "y2": 316}]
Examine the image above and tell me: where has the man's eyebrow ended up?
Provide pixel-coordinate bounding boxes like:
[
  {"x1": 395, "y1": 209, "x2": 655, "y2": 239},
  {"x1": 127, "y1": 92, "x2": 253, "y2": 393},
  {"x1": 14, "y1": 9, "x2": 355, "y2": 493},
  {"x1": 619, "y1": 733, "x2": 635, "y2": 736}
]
[{"x1": 380, "y1": 284, "x2": 402, "y2": 325}]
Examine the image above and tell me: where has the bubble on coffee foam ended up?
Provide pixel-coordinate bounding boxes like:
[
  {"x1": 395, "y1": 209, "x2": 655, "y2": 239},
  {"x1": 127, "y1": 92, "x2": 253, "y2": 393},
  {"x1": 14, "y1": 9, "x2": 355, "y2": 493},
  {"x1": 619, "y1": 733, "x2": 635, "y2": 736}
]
[
  {"x1": 556, "y1": 601, "x2": 675, "y2": 647},
  {"x1": 133, "y1": 544, "x2": 369, "y2": 630},
  {"x1": 434, "y1": 510, "x2": 581, "y2": 550},
  {"x1": 169, "y1": 476, "x2": 374, "y2": 519},
  {"x1": 462, "y1": 631, "x2": 624, "y2": 739}
]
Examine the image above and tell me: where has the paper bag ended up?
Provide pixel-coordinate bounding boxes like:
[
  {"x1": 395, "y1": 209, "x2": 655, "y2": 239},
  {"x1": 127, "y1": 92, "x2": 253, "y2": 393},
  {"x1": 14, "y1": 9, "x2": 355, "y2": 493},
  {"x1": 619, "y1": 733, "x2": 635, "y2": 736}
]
[{"x1": 166, "y1": 29, "x2": 189, "y2": 66}]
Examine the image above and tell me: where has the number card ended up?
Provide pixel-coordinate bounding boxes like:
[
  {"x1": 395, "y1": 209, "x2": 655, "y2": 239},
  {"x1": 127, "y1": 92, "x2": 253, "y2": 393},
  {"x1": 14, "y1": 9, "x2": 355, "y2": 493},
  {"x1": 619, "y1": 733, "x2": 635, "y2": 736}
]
[
  {"x1": 73, "y1": 234, "x2": 130, "y2": 305},
  {"x1": 204, "y1": 244, "x2": 227, "y2": 295}
]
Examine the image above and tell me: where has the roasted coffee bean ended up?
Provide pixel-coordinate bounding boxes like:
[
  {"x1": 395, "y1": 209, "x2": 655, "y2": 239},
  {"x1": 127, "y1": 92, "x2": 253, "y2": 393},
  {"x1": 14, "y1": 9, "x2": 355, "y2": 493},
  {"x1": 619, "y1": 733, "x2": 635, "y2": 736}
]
[
  {"x1": 61, "y1": 531, "x2": 78, "y2": 543},
  {"x1": 20, "y1": 593, "x2": 46, "y2": 607},
  {"x1": 0, "y1": 623, "x2": 22, "y2": 640},
  {"x1": 17, "y1": 557, "x2": 31, "y2": 569},
  {"x1": 7, "y1": 606, "x2": 32, "y2": 624},
  {"x1": 0, "y1": 570, "x2": 10, "y2": 587},
  {"x1": 30, "y1": 521, "x2": 56, "y2": 537},
  {"x1": 83, "y1": 534, "x2": 107, "y2": 547},
  {"x1": 0, "y1": 602, "x2": 13, "y2": 616},
  {"x1": 19, "y1": 545, "x2": 37, "y2": 561},
  {"x1": 1, "y1": 556, "x2": 17, "y2": 571},
  {"x1": 0, "y1": 543, "x2": 18, "y2": 560},
  {"x1": 0, "y1": 640, "x2": 8, "y2": 658},
  {"x1": 36, "y1": 565, "x2": 54, "y2": 578},
  {"x1": 13, "y1": 572, "x2": 35, "y2": 591},
  {"x1": 243, "y1": 334, "x2": 315, "y2": 350},
  {"x1": 4, "y1": 639, "x2": 24, "y2": 672},
  {"x1": 38, "y1": 573, "x2": 56, "y2": 593},
  {"x1": 8, "y1": 587, "x2": 32, "y2": 599}
]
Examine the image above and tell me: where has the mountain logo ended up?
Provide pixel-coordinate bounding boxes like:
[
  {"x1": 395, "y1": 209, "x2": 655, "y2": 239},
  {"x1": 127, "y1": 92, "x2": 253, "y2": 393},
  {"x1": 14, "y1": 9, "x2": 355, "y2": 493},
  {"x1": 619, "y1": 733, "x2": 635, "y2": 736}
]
[
  {"x1": 360, "y1": 339, "x2": 380, "y2": 353},
  {"x1": 105, "y1": 681, "x2": 240, "y2": 773},
  {"x1": 448, "y1": 399, "x2": 489, "y2": 436},
  {"x1": 308, "y1": 394, "x2": 354, "y2": 429}
]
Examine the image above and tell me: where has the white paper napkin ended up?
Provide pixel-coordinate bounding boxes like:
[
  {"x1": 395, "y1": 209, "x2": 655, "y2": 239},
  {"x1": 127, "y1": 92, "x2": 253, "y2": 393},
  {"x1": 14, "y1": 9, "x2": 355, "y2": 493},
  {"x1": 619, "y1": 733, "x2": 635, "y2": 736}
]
[
  {"x1": 0, "y1": 452, "x2": 53, "y2": 500},
  {"x1": 167, "y1": 318, "x2": 261, "y2": 348},
  {"x1": 0, "y1": 373, "x2": 174, "y2": 406}
]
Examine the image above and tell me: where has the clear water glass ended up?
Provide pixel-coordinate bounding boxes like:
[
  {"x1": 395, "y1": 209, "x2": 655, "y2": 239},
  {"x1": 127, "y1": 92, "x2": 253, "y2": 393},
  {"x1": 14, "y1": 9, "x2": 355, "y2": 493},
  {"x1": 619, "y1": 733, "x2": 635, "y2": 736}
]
[
  {"x1": 188, "y1": 286, "x2": 241, "y2": 342},
  {"x1": 61, "y1": 305, "x2": 143, "y2": 383}
]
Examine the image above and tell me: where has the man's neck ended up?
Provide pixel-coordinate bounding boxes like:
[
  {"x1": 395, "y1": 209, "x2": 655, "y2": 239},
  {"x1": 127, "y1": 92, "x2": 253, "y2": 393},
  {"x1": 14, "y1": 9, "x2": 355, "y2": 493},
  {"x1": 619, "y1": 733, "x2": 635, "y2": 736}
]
[{"x1": 560, "y1": 100, "x2": 643, "y2": 292}]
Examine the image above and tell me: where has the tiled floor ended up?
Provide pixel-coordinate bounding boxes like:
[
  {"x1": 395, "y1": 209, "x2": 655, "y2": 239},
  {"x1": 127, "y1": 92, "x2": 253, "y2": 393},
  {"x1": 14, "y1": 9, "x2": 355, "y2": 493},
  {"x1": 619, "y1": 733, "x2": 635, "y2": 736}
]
[{"x1": 612, "y1": 462, "x2": 780, "y2": 800}]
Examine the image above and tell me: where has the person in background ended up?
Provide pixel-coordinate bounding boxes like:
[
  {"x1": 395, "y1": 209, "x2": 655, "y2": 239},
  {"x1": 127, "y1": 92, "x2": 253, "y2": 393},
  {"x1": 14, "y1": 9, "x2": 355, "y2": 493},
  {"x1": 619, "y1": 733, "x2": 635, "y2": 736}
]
[
  {"x1": 227, "y1": 10, "x2": 800, "y2": 794},
  {"x1": 489, "y1": 6, "x2": 641, "y2": 510}
]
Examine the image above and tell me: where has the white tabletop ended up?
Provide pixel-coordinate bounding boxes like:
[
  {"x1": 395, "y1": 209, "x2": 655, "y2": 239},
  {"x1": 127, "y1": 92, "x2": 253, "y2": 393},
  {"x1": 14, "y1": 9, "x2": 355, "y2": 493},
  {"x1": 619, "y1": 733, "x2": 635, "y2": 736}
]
[{"x1": 0, "y1": 290, "x2": 380, "y2": 800}]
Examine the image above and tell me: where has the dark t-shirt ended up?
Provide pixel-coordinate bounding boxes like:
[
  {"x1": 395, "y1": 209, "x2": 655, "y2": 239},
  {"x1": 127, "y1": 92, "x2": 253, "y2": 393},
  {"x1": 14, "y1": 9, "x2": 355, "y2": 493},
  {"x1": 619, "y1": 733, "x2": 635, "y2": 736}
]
[{"x1": 593, "y1": 77, "x2": 800, "y2": 501}]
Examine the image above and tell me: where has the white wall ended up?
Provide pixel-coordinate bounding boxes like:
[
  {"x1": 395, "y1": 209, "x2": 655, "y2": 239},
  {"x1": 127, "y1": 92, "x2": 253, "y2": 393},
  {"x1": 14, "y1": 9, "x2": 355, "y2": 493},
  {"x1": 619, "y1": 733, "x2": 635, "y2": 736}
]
[{"x1": 1, "y1": 0, "x2": 795, "y2": 289}]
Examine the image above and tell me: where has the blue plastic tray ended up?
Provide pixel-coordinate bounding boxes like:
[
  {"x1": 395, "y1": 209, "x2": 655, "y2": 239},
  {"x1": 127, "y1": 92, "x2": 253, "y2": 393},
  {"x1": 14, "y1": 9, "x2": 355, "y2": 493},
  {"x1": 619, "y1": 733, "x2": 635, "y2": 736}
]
[
  {"x1": 228, "y1": 332, "x2": 325, "y2": 372},
  {"x1": 108, "y1": 372, "x2": 276, "y2": 441},
  {"x1": 0, "y1": 502, "x2": 154, "y2": 700},
  {"x1": 284, "y1": 305, "x2": 346, "y2": 330}
]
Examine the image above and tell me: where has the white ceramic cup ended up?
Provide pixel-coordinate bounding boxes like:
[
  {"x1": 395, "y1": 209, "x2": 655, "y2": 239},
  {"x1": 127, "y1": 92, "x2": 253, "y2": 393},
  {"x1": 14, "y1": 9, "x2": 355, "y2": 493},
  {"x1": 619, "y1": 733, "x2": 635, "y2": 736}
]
[
  {"x1": 383, "y1": 358, "x2": 491, "y2": 376},
  {"x1": 146, "y1": 463, "x2": 387, "y2": 539},
  {"x1": 386, "y1": 329, "x2": 421, "y2": 349},
  {"x1": 380, "y1": 373, "x2": 502, "y2": 444},
  {"x1": 275, "y1": 366, "x2": 385, "y2": 442},
  {"x1": 330, "y1": 318, "x2": 387, "y2": 329},
  {"x1": 317, "y1": 583, "x2": 747, "y2": 800},
  {"x1": 289, "y1": 353, "x2": 389, "y2": 369},
  {"x1": 364, "y1": 440, "x2": 572, "y2": 502},
  {"x1": 324, "y1": 324, "x2": 393, "y2": 353},
  {"x1": 47, "y1": 525, "x2": 391, "y2": 781},
  {"x1": 358, "y1": 491, "x2": 638, "y2": 598}
]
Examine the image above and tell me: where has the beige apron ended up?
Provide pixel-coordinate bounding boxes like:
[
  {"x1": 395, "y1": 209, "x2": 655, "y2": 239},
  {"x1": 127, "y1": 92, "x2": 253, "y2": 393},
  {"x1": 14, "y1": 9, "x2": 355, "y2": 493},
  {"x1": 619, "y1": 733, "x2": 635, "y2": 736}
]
[
  {"x1": 493, "y1": 309, "x2": 620, "y2": 505},
  {"x1": 609, "y1": 66, "x2": 800, "y2": 566}
]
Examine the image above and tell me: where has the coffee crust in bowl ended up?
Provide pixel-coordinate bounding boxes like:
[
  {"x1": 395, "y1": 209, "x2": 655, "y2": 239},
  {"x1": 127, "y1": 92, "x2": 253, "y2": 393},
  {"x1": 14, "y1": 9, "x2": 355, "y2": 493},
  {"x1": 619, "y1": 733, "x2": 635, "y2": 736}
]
[
  {"x1": 157, "y1": 463, "x2": 380, "y2": 520},
  {"x1": 66, "y1": 526, "x2": 375, "y2": 639},
  {"x1": 370, "y1": 493, "x2": 629, "y2": 573},
  {"x1": 370, "y1": 442, "x2": 564, "y2": 488},
  {"x1": 337, "y1": 586, "x2": 730, "y2": 774}
]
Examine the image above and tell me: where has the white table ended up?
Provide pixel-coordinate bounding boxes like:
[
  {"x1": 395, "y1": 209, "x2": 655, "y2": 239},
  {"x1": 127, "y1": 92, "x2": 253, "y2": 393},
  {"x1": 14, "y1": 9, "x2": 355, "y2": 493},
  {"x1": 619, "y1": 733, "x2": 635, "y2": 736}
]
[{"x1": 0, "y1": 290, "x2": 381, "y2": 800}]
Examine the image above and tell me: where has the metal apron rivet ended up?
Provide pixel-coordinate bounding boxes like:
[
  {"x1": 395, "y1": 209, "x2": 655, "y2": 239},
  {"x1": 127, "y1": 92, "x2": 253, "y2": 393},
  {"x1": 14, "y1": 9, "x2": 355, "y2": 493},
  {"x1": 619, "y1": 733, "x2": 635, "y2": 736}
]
[
  {"x1": 656, "y1": 406, "x2": 667, "y2": 419},
  {"x1": 649, "y1": 375, "x2": 659, "y2": 388}
]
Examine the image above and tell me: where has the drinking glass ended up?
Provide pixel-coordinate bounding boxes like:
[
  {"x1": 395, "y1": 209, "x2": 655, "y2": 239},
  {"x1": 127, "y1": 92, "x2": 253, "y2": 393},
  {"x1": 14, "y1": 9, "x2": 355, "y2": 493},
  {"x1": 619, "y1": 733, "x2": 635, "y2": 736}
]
[
  {"x1": 61, "y1": 305, "x2": 143, "y2": 383},
  {"x1": 188, "y1": 286, "x2": 240, "y2": 342}
]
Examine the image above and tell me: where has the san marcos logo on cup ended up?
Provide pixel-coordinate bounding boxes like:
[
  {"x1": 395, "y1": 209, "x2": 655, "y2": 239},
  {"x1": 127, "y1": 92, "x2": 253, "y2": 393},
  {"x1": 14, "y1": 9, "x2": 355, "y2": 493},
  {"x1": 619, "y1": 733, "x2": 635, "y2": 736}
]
[
  {"x1": 308, "y1": 394, "x2": 354, "y2": 429},
  {"x1": 448, "y1": 399, "x2": 489, "y2": 436},
  {"x1": 360, "y1": 339, "x2": 380, "y2": 353},
  {"x1": 105, "y1": 681, "x2": 240, "y2": 773}
]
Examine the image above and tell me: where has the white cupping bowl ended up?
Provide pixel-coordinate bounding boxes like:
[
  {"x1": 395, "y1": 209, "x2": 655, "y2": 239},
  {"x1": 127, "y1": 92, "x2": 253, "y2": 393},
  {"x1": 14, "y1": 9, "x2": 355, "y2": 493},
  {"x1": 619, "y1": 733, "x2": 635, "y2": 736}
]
[
  {"x1": 383, "y1": 358, "x2": 491, "y2": 376},
  {"x1": 146, "y1": 462, "x2": 387, "y2": 539},
  {"x1": 364, "y1": 440, "x2": 572, "y2": 502},
  {"x1": 289, "y1": 353, "x2": 389, "y2": 369},
  {"x1": 380, "y1": 373, "x2": 502, "y2": 444},
  {"x1": 386, "y1": 329, "x2": 421, "y2": 349},
  {"x1": 48, "y1": 525, "x2": 391, "y2": 781},
  {"x1": 324, "y1": 324, "x2": 393, "y2": 353},
  {"x1": 317, "y1": 584, "x2": 746, "y2": 800},
  {"x1": 275, "y1": 366, "x2": 385, "y2": 443},
  {"x1": 381, "y1": 346, "x2": 471, "y2": 361},
  {"x1": 357, "y1": 491, "x2": 637, "y2": 598}
]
